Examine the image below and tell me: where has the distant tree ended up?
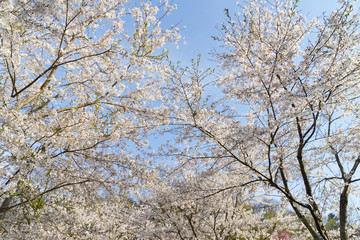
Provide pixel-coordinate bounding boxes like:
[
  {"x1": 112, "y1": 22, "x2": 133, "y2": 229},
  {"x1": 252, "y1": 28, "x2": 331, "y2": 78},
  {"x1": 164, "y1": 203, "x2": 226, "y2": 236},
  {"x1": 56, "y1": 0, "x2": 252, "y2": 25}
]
[{"x1": 326, "y1": 213, "x2": 340, "y2": 231}]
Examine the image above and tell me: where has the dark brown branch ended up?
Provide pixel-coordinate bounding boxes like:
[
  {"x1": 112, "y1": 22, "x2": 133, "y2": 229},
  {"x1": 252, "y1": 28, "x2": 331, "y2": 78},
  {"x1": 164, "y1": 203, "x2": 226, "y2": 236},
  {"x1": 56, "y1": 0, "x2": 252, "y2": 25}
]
[
  {"x1": 0, "y1": 180, "x2": 92, "y2": 214},
  {"x1": 12, "y1": 49, "x2": 112, "y2": 98},
  {"x1": 196, "y1": 179, "x2": 262, "y2": 200}
]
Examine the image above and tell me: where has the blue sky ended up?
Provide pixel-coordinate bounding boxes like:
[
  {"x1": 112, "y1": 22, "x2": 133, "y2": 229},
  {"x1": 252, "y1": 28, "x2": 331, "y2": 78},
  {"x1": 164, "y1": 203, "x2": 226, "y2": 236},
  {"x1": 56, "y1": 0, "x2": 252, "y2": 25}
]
[{"x1": 166, "y1": 0, "x2": 346, "y2": 66}]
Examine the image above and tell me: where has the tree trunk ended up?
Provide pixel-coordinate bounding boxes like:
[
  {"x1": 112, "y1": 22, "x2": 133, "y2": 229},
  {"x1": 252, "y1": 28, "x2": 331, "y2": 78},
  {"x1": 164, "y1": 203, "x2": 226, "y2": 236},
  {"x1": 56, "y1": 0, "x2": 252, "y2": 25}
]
[{"x1": 339, "y1": 184, "x2": 349, "y2": 240}]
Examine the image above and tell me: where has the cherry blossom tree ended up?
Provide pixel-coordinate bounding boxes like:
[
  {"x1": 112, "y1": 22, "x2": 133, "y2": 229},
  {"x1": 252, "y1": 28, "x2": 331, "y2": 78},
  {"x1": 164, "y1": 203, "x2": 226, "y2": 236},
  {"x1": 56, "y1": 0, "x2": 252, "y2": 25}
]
[
  {"x1": 154, "y1": 0, "x2": 360, "y2": 239},
  {"x1": 133, "y1": 166, "x2": 308, "y2": 239},
  {"x1": 3, "y1": 0, "x2": 360, "y2": 239},
  {"x1": 0, "y1": 0, "x2": 179, "y2": 238}
]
